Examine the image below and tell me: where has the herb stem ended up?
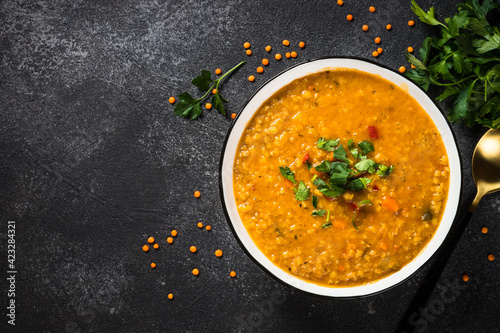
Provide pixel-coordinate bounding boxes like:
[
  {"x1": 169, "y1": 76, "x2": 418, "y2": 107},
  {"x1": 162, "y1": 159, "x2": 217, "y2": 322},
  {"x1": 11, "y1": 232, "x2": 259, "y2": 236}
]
[{"x1": 217, "y1": 61, "x2": 246, "y2": 83}]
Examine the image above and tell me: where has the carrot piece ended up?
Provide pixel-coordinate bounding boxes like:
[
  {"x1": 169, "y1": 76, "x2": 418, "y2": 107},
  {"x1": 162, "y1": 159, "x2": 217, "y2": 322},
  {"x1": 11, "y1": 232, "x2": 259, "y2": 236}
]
[{"x1": 382, "y1": 196, "x2": 400, "y2": 212}]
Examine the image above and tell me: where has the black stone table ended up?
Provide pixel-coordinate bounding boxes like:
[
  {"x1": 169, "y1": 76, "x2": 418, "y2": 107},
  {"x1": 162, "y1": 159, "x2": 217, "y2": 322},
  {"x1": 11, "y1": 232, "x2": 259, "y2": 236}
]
[{"x1": 1, "y1": 0, "x2": 498, "y2": 332}]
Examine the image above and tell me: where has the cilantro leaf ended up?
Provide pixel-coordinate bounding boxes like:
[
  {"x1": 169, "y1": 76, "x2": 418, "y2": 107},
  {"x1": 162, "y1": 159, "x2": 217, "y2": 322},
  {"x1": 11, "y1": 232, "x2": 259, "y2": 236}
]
[
  {"x1": 317, "y1": 137, "x2": 339, "y2": 151},
  {"x1": 355, "y1": 158, "x2": 378, "y2": 173},
  {"x1": 347, "y1": 178, "x2": 372, "y2": 191},
  {"x1": 376, "y1": 164, "x2": 394, "y2": 177},
  {"x1": 294, "y1": 181, "x2": 310, "y2": 201},
  {"x1": 329, "y1": 162, "x2": 350, "y2": 185},
  {"x1": 312, "y1": 209, "x2": 326, "y2": 217},
  {"x1": 313, "y1": 177, "x2": 345, "y2": 197},
  {"x1": 312, "y1": 195, "x2": 318, "y2": 209},
  {"x1": 279, "y1": 166, "x2": 296, "y2": 184},
  {"x1": 315, "y1": 160, "x2": 332, "y2": 173},
  {"x1": 352, "y1": 200, "x2": 373, "y2": 230},
  {"x1": 333, "y1": 144, "x2": 350, "y2": 163},
  {"x1": 358, "y1": 141, "x2": 374, "y2": 155},
  {"x1": 191, "y1": 70, "x2": 214, "y2": 92},
  {"x1": 322, "y1": 222, "x2": 332, "y2": 228}
]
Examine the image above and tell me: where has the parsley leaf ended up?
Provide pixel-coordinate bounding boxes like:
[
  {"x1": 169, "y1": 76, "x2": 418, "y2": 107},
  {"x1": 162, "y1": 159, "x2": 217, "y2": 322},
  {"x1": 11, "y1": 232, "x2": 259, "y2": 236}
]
[
  {"x1": 322, "y1": 222, "x2": 332, "y2": 228},
  {"x1": 333, "y1": 144, "x2": 350, "y2": 163},
  {"x1": 355, "y1": 158, "x2": 378, "y2": 173},
  {"x1": 358, "y1": 140, "x2": 375, "y2": 155},
  {"x1": 317, "y1": 137, "x2": 339, "y2": 151},
  {"x1": 191, "y1": 70, "x2": 214, "y2": 91},
  {"x1": 294, "y1": 181, "x2": 310, "y2": 201},
  {"x1": 312, "y1": 209, "x2": 326, "y2": 217},
  {"x1": 173, "y1": 61, "x2": 245, "y2": 120},
  {"x1": 279, "y1": 166, "x2": 296, "y2": 184},
  {"x1": 347, "y1": 178, "x2": 372, "y2": 191},
  {"x1": 376, "y1": 164, "x2": 394, "y2": 177},
  {"x1": 312, "y1": 195, "x2": 318, "y2": 209},
  {"x1": 313, "y1": 177, "x2": 346, "y2": 197},
  {"x1": 407, "y1": 1, "x2": 500, "y2": 129}
]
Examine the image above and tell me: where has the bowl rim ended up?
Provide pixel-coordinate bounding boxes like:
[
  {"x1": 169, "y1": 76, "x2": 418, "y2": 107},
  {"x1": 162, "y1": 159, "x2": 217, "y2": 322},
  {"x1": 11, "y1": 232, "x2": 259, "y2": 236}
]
[{"x1": 218, "y1": 56, "x2": 463, "y2": 299}]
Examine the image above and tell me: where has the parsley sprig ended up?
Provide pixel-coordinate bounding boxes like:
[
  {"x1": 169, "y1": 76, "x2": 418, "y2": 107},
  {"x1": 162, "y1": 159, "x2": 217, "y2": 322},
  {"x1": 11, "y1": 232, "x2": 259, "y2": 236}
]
[
  {"x1": 407, "y1": 0, "x2": 500, "y2": 128},
  {"x1": 174, "y1": 61, "x2": 246, "y2": 119}
]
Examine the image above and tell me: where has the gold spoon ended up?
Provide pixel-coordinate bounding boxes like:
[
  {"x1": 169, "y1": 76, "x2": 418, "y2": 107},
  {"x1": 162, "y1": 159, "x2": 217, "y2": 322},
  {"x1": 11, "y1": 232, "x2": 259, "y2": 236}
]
[{"x1": 397, "y1": 128, "x2": 500, "y2": 332}]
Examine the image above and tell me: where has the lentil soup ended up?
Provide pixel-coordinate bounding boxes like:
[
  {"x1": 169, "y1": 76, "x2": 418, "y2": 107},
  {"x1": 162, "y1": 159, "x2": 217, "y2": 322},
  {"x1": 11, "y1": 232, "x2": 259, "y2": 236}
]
[{"x1": 233, "y1": 69, "x2": 450, "y2": 287}]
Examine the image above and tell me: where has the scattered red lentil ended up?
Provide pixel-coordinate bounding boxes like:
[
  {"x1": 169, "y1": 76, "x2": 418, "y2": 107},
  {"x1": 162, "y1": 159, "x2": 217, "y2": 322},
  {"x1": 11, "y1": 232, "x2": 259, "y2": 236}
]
[
  {"x1": 212, "y1": 88, "x2": 218, "y2": 94},
  {"x1": 151, "y1": 263, "x2": 156, "y2": 268},
  {"x1": 282, "y1": 39, "x2": 290, "y2": 46},
  {"x1": 262, "y1": 58, "x2": 269, "y2": 66},
  {"x1": 231, "y1": 113, "x2": 237, "y2": 119},
  {"x1": 386, "y1": 24, "x2": 392, "y2": 30},
  {"x1": 488, "y1": 254, "x2": 495, "y2": 261},
  {"x1": 167, "y1": 237, "x2": 173, "y2": 244},
  {"x1": 246, "y1": 49, "x2": 252, "y2": 56},
  {"x1": 205, "y1": 103, "x2": 212, "y2": 110},
  {"x1": 299, "y1": 41, "x2": 305, "y2": 48},
  {"x1": 375, "y1": 37, "x2": 381, "y2": 44},
  {"x1": 408, "y1": 20, "x2": 415, "y2": 27},
  {"x1": 369, "y1": 6, "x2": 376, "y2": 12},
  {"x1": 346, "y1": 14, "x2": 353, "y2": 21},
  {"x1": 153, "y1": 244, "x2": 159, "y2": 249},
  {"x1": 257, "y1": 66, "x2": 264, "y2": 73},
  {"x1": 248, "y1": 75, "x2": 255, "y2": 82},
  {"x1": 168, "y1": 96, "x2": 176, "y2": 104},
  {"x1": 197, "y1": 222, "x2": 203, "y2": 228},
  {"x1": 168, "y1": 293, "x2": 174, "y2": 300},
  {"x1": 265, "y1": 45, "x2": 271, "y2": 52},
  {"x1": 482, "y1": 227, "x2": 488, "y2": 234},
  {"x1": 337, "y1": 0, "x2": 343, "y2": 6},
  {"x1": 291, "y1": 51, "x2": 298, "y2": 58},
  {"x1": 411, "y1": 64, "x2": 416, "y2": 69},
  {"x1": 215, "y1": 249, "x2": 223, "y2": 257},
  {"x1": 372, "y1": 51, "x2": 379, "y2": 58},
  {"x1": 192, "y1": 268, "x2": 199, "y2": 276},
  {"x1": 408, "y1": 46, "x2": 414, "y2": 53},
  {"x1": 190, "y1": 246, "x2": 197, "y2": 253},
  {"x1": 171, "y1": 230, "x2": 178, "y2": 237},
  {"x1": 142, "y1": 245, "x2": 149, "y2": 252},
  {"x1": 275, "y1": 53, "x2": 282, "y2": 60},
  {"x1": 194, "y1": 191, "x2": 201, "y2": 198},
  {"x1": 462, "y1": 274, "x2": 469, "y2": 282},
  {"x1": 399, "y1": 66, "x2": 406, "y2": 73},
  {"x1": 377, "y1": 47, "x2": 383, "y2": 54},
  {"x1": 148, "y1": 237, "x2": 155, "y2": 244},
  {"x1": 285, "y1": 52, "x2": 291, "y2": 59},
  {"x1": 243, "y1": 42, "x2": 250, "y2": 49},
  {"x1": 362, "y1": 25, "x2": 369, "y2": 32},
  {"x1": 230, "y1": 271, "x2": 236, "y2": 278},
  {"x1": 215, "y1": 68, "x2": 222, "y2": 75},
  {"x1": 206, "y1": 225, "x2": 212, "y2": 231}
]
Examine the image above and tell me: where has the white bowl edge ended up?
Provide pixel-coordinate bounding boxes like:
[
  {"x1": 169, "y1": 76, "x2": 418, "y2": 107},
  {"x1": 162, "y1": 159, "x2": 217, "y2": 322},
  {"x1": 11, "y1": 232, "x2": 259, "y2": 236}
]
[{"x1": 220, "y1": 58, "x2": 462, "y2": 297}]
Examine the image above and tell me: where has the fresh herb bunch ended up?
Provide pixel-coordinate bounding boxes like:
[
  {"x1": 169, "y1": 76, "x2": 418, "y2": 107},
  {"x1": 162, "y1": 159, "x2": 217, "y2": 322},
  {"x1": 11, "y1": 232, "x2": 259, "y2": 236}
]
[
  {"x1": 407, "y1": 0, "x2": 500, "y2": 128},
  {"x1": 174, "y1": 61, "x2": 245, "y2": 119}
]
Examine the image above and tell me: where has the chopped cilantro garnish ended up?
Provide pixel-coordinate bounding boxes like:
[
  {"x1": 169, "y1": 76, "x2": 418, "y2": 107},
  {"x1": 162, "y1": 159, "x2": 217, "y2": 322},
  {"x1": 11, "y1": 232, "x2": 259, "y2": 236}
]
[
  {"x1": 312, "y1": 209, "x2": 327, "y2": 217},
  {"x1": 313, "y1": 178, "x2": 346, "y2": 198},
  {"x1": 355, "y1": 157, "x2": 378, "y2": 173},
  {"x1": 322, "y1": 222, "x2": 332, "y2": 228},
  {"x1": 376, "y1": 164, "x2": 394, "y2": 177},
  {"x1": 317, "y1": 137, "x2": 339, "y2": 151},
  {"x1": 358, "y1": 140, "x2": 375, "y2": 155},
  {"x1": 352, "y1": 200, "x2": 373, "y2": 230},
  {"x1": 312, "y1": 195, "x2": 318, "y2": 209},
  {"x1": 347, "y1": 178, "x2": 372, "y2": 191},
  {"x1": 279, "y1": 166, "x2": 296, "y2": 184},
  {"x1": 294, "y1": 181, "x2": 310, "y2": 201},
  {"x1": 333, "y1": 144, "x2": 350, "y2": 163}
]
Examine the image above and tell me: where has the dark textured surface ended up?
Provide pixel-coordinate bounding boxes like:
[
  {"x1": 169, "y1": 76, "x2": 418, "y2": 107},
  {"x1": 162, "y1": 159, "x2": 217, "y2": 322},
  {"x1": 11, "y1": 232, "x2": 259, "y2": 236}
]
[{"x1": 0, "y1": 0, "x2": 499, "y2": 332}]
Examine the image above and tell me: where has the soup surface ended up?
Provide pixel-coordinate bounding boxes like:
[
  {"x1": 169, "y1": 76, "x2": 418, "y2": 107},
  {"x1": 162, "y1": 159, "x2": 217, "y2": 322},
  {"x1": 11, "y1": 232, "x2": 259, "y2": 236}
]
[{"x1": 233, "y1": 69, "x2": 450, "y2": 286}]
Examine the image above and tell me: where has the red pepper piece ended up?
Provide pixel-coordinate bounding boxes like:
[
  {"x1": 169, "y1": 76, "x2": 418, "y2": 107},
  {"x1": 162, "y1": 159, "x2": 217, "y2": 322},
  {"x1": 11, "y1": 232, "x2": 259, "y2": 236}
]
[
  {"x1": 302, "y1": 153, "x2": 309, "y2": 163},
  {"x1": 367, "y1": 126, "x2": 379, "y2": 139}
]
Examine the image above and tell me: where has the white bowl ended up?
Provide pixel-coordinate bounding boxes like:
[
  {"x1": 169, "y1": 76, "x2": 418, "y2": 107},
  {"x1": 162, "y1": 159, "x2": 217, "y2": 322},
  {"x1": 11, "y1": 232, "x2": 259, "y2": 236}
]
[{"x1": 219, "y1": 58, "x2": 462, "y2": 298}]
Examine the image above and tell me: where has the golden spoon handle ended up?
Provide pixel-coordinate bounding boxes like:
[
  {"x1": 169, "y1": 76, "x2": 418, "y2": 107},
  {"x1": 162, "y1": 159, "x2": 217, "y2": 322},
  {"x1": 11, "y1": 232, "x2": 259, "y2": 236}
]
[{"x1": 469, "y1": 188, "x2": 485, "y2": 213}]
